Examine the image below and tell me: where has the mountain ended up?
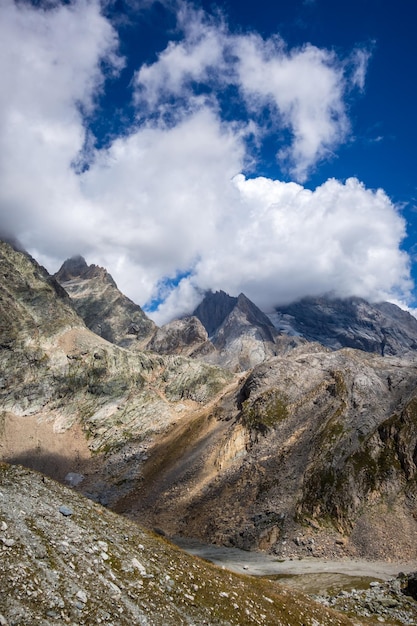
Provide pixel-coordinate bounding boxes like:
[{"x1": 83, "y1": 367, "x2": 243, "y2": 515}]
[
  {"x1": 271, "y1": 295, "x2": 417, "y2": 356},
  {"x1": 117, "y1": 343, "x2": 417, "y2": 562},
  {"x1": 192, "y1": 290, "x2": 303, "y2": 370},
  {"x1": 55, "y1": 255, "x2": 156, "y2": 349},
  {"x1": 0, "y1": 240, "x2": 232, "y2": 503},
  {"x1": 1, "y1": 463, "x2": 357, "y2": 626},
  {"x1": 5, "y1": 239, "x2": 417, "y2": 590}
]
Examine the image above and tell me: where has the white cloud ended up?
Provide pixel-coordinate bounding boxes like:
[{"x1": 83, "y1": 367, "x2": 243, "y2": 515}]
[
  {"x1": 80, "y1": 106, "x2": 246, "y2": 303},
  {"x1": 233, "y1": 37, "x2": 350, "y2": 181},
  {"x1": 349, "y1": 46, "x2": 373, "y2": 91},
  {"x1": 0, "y1": 0, "x2": 122, "y2": 256},
  {"x1": 152, "y1": 175, "x2": 411, "y2": 322},
  {"x1": 0, "y1": 0, "x2": 412, "y2": 327},
  {"x1": 134, "y1": 7, "x2": 227, "y2": 110},
  {"x1": 133, "y1": 7, "x2": 369, "y2": 181}
]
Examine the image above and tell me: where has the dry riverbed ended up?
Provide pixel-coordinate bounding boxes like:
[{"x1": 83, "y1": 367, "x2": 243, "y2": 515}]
[
  {"x1": 174, "y1": 537, "x2": 417, "y2": 625},
  {"x1": 173, "y1": 537, "x2": 417, "y2": 580}
]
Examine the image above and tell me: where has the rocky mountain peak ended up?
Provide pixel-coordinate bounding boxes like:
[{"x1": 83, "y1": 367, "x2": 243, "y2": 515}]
[
  {"x1": 54, "y1": 254, "x2": 89, "y2": 281},
  {"x1": 189, "y1": 289, "x2": 298, "y2": 371},
  {"x1": 193, "y1": 290, "x2": 238, "y2": 337},
  {"x1": 55, "y1": 256, "x2": 117, "y2": 288},
  {"x1": 55, "y1": 256, "x2": 155, "y2": 348}
]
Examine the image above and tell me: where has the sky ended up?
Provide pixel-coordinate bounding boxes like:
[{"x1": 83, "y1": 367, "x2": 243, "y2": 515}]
[{"x1": 1, "y1": 0, "x2": 417, "y2": 324}]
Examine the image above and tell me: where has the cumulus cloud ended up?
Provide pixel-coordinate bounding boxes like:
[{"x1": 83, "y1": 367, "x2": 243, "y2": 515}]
[
  {"x1": 134, "y1": 6, "x2": 227, "y2": 110},
  {"x1": 0, "y1": 0, "x2": 122, "y2": 256},
  {"x1": 134, "y1": 6, "x2": 367, "y2": 181},
  {"x1": 80, "y1": 106, "x2": 246, "y2": 302},
  {"x1": 151, "y1": 175, "x2": 411, "y2": 323},
  {"x1": 0, "y1": 0, "x2": 412, "y2": 327},
  {"x1": 233, "y1": 37, "x2": 350, "y2": 181}
]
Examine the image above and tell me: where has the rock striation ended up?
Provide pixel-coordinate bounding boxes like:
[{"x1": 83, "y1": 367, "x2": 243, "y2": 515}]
[{"x1": 125, "y1": 343, "x2": 417, "y2": 562}]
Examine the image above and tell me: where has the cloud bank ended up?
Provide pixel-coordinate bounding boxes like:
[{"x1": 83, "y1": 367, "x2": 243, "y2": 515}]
[{"x1": 0, "y1": 0, "x2": 412, "y2": 325}]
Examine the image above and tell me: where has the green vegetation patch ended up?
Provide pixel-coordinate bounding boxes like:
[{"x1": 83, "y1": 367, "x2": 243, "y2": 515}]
[{"x1": 241, "y1": 389, "x2": 288, "y2": 433}]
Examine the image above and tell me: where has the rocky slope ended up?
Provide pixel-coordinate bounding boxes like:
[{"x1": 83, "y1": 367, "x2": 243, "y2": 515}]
[
  {"x1": 5, "y1": 239, "x2": 417, "y2": 592},
  {"x1": 116, "y1": 343, "x2": 417, "y2": 562},
  {"x1": 1, "y1": 463, "x2": 358, "y2": 626},
  {"x1": 271, "y1": 295, "x2": 417, "y2": 356},
  {"x1": 0, "y1": 241, "x2": 232, "y2": 501},
  {"x1": 55, "y1": 255, "x2": 156, "y2": 349}
]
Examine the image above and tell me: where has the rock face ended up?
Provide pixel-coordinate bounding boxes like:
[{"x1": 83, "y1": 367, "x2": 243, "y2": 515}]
[
  {"x1": 0, "y1": 242, "x2": 82, "y2": 349},
  {"x1": 192, "y1": 290, "x2": 302, "y2": 370},
  {"x1": 272, "y1": 295, "x2": 417, "y2": 356},
  {"x1": 125, "y1": 344, "x2": 417, "y2": 561},
  {"x1": 146, "y1": 316, "x2": 215, "y2": 358},
  {"x1": 55, "y1": 255, "x2": 156, "y2": 349},
  {"x1": 0, "y1": 464, "x2": 355, "y2": 626}
]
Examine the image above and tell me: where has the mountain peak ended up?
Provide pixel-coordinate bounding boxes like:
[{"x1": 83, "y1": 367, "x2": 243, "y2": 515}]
[
  {"x1": 55, "y1": 255, "x2": 89, "y2": 282},
  {"x1": 55, "y1": 256, "x2": 117, "y2": 288},
  {"x1": 193, "y1": 290, "x2": 238, "y2": 336}
]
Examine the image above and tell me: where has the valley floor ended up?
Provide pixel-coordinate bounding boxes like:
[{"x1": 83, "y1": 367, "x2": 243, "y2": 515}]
[{"x1": 174, "y1": 537, "x2": 417, "y2": 580}]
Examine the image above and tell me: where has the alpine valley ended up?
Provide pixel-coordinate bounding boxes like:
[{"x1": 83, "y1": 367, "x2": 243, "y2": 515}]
[{"x1": 3, "y1": 238, "x2": 417, "y2": 625}]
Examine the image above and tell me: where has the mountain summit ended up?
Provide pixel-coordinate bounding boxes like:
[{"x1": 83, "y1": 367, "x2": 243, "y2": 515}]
[
  {"x1": 191, "y1": 290, "x2": 301, "y2": 370},
  {"x1": 55, "y1": 256, "x2": 156, "y2": 349}
]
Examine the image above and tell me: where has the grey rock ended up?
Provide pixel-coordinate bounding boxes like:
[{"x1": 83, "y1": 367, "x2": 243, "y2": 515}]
[
  {"x1": 272, "y1": 295, "x2": 417, "y2": 356},
  {"x1": 146, "y1": 316, "x2": 213, "y2": 358},
  {"x1": 76, "y1": 589, "x2": 87, "y2": 603},
  {"x1": 1, "y1": 538, "x2": 15, "y2": 547},
  {"x1": 59, "y1": 505, "x2": 73, "y2": 517},
  {"x1": 65, "y1": 472, "x2": 84, "y2": 487}
]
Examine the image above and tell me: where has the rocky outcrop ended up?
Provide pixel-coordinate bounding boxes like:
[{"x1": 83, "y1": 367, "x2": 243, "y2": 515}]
[
  {"x1": 55, "y1": 256, "x2": 156, "y2": 349},
  {"x1": 0, "y1": 242, "x2": 233, "y2": 499},
  {"x1": 0, "y1": 242, "x2": 82, "y2": 348},
  {"x1": 272, "y1": 295, "x2": 417, "y2": 356},
  {"x1": 146, "y1": 316, "x2": 215, "y2": 358}
]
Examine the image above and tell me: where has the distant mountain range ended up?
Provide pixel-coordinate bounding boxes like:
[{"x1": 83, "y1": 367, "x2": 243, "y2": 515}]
[
  {"x1": 55, "y1": 255, "x2": 417, "y2": 367},
  {"x1": 272, "y1": 296, "x2": 417, "y2": 356}
]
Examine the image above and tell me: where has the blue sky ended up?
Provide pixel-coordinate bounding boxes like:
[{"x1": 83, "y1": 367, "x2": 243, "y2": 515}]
[{"x1": 1, "y1": 0, "x2": 416, "y2": 323}]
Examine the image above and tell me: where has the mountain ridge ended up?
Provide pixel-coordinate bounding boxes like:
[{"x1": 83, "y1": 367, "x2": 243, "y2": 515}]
[{"x1": 271, "y1": 295, "x2": 417, "y2": 356}]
